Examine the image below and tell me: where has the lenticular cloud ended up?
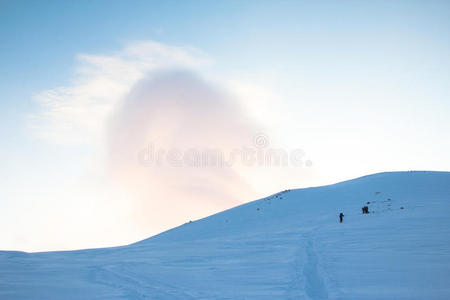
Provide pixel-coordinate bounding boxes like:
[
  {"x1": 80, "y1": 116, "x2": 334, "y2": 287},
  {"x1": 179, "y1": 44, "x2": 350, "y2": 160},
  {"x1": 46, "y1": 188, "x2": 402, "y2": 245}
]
[{"x1": 107, "y1": 70, "x2": 260, "y2": 232}]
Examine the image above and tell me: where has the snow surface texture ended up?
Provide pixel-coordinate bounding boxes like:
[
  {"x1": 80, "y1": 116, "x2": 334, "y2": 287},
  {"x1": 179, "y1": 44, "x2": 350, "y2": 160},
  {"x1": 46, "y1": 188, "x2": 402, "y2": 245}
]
[{"x1": 1, "y1": 171, "x2": 450, "y2": 299}]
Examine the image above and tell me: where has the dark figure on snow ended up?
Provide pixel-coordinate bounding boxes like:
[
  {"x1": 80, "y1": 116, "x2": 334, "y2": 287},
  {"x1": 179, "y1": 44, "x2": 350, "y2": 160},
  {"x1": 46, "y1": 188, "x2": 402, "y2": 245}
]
[
  {"x1": 364, "y1": 206, "x2": 369, "y2": 214},
  {"x1": 339, "y1": 213, "x2": 344, "y2": 223},
  {"x1": 362, "y1": 207, "x2": 365, "y2": 214}
]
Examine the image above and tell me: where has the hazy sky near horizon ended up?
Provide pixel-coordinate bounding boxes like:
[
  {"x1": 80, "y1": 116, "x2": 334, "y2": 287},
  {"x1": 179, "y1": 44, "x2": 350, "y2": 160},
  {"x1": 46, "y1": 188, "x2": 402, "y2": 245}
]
[{"x1": 1, "y1": 0, "x2": 449, "y2": 251}]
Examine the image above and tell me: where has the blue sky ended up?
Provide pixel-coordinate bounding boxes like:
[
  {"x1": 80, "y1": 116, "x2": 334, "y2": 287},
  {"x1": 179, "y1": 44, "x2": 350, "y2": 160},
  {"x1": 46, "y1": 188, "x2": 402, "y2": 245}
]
[{"x1": 1, "y1": 0, "x2": 449, "y2": 251}]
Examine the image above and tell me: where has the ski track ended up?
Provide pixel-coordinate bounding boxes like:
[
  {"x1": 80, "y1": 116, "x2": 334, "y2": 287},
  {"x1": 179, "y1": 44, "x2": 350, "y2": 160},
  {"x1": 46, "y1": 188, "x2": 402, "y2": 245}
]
[
  {"x1": 286, "y1": 230, "x2": 329, "y2": 300},
  {"x1": 285, "y1": 233, "x2": 307, "y2": 300},
  {"x1": 303, "y1": 235, "x2": 329, "y2": 300}
]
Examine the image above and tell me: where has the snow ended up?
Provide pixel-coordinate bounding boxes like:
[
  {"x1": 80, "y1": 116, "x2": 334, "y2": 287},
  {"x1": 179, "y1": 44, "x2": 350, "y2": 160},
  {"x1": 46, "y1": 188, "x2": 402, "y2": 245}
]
[{"x1": 1, "y1": 171, "x2": 450, "y2": 299}]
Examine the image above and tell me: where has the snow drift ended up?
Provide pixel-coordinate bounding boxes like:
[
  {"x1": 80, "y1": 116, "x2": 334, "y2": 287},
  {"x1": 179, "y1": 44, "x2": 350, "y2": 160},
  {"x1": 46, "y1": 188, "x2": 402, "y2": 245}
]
[{"x1": 1, "y1": 171, "x2": 450, "y2": 299}]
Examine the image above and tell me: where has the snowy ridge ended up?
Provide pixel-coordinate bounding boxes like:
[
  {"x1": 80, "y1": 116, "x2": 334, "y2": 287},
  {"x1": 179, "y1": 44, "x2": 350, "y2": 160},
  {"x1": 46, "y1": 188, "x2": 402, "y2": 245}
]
[{"x1": 1, "y1": 171, "x2": 450, "y2": 299}]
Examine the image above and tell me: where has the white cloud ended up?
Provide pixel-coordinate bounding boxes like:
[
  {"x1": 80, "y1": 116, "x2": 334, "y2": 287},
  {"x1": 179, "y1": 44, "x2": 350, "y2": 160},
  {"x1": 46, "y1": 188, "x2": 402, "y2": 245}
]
[{"x1": 30, "y1": 41, "x2": 212, "y2": 145}]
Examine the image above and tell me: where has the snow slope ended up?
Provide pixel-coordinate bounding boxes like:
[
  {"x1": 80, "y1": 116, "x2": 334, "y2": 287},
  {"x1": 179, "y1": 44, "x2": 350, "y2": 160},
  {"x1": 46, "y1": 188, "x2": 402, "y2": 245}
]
[{"x1": 1, "y1": 171, "x2": 450, "y2": 299}]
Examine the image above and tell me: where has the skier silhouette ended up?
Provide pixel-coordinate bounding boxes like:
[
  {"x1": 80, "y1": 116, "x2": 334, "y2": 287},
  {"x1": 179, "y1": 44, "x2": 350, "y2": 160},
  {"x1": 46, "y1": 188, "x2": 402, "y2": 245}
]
[{"x1": 339, "y1": 213, "x2": 344, "y2": 223}]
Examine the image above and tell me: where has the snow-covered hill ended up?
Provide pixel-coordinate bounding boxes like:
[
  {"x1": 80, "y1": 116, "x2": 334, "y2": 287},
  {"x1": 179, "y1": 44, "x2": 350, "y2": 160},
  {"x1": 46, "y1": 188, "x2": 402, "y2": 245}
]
[{"x1": 1, "y1": 171, "x2": 450, "y2": 299}]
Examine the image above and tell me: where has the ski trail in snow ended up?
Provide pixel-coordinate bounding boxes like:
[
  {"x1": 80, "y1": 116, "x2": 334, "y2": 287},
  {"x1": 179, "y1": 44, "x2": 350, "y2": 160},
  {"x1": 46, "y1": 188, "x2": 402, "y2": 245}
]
[
  {"x1": 286, "y1": 230, "x2": 329, "y2": 300},
  {"x1": 285, "y1": 237, "x2": 308, "y2": 300},
  {"x1": 303, "y1": 237, "x2": 329, "y2": 300}
]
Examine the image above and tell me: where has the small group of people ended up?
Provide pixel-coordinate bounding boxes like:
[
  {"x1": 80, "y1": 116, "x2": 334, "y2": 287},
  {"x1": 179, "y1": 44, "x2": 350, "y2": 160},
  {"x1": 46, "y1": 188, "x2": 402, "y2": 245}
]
[
  {"x1": 362, "y1": 206, "x2": 369, "y2": 214},
  {"x1": 339, "y1": 203, "x2": 371, "y2": 223}
]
